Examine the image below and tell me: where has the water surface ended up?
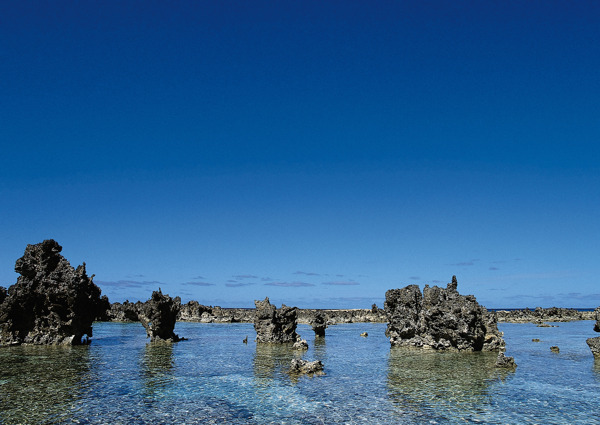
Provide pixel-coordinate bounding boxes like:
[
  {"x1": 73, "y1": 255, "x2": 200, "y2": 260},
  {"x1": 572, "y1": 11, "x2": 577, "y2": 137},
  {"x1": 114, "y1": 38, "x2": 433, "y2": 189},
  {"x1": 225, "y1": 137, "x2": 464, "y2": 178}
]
[{"x1": 1, "y1": 321, "x2": 598, "y2": 424}]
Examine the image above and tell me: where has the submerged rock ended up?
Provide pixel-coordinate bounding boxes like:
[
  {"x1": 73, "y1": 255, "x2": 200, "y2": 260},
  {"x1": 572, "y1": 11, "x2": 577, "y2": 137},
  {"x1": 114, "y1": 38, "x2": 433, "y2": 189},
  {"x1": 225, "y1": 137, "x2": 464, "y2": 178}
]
[
  {"x1": 138, "y1": 289, "x2": 183, "y2": 342},
  {"x1": 384, "y1": 276, "x2": 505, "y2": 351},
  {"x1": 550, "y1": 346, "x2": 560, "y2": 353},
  {"x1": 0, "y1": 240, "x2": 104, "y2": 346},
  {"x1": 253, "y1": 297, "x2": 299, "y2": 343},
  {"x1": 495, "y1": 352, "x2": 517, "y2": 369},
  {"x1": 289, "y1": 359, "x2": 324, "y2": 376}
]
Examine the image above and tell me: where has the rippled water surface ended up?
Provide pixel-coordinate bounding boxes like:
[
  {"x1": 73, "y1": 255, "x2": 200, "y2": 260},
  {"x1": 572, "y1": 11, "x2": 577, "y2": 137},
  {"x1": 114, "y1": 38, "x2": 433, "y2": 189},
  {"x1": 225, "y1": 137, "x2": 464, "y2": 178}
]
[{"x1": 1, "y1": 321, "x2": 599, "y2": 424}]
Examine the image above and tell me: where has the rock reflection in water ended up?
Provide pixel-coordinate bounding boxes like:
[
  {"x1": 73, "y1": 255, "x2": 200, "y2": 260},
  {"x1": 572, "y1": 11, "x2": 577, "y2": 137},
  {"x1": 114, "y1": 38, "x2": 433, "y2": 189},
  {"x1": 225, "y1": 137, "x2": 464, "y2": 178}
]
[
  {"x1": 140, "y1": 341, "x2": 175, "y2": 397},
  {"x1": 253, "y1": 343, "x2": 298, "y2": 382},
  {"x1": 387, "y1": 348, "x2": 513, "y2": 420},
  {"x1": 0, "y1": 345, "x2": 91, "y2": 424}
]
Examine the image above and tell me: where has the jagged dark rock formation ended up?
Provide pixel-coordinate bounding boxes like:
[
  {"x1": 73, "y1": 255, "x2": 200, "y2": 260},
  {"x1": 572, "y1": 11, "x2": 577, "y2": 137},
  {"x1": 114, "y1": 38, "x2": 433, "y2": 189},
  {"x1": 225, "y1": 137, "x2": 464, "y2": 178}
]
[
  {"x1": 586, "y1": 307, "x2": 600, "y2": 357},
  {"x1": 107, "y1": 300, "x2": 143, "y2": 321},
  {"x1": 253, "y1": 297, "x2": 298, "y2": 343},
  {"x1": 495, "y1": 352, "x2": 517, "y2": 369},
  {"x1": 384, "y1": 276, "x2": 505, "y2": 351},
  {"x1": 0, "y1": 286, "x2": 7, "y2": 305},
  {"x1": 0, "y1": 240, "x2": 104, "y2": 346},
  {"x1": 289, "y1": 359, "x2": 324, "y2": 376},
  {"x1": 309, "y1": 312, "x2": 327, "y2": 337},
  {"x1": 138, "y1": 289, "x2": 183, "y2": 342}
]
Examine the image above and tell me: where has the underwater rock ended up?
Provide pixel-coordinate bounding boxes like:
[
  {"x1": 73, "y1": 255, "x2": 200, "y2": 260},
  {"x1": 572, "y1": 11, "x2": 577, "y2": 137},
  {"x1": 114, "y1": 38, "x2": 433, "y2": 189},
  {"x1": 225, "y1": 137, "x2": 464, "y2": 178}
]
[
  {"x1": 309, "y1": 312, "x2": 327, "y2": 337},
  {"x1": 289, "y1": 359, "x2": 324, "y2": 376},
  {"x1": 494, "y1": 352, "x2": 517, "y2": 369},
  {"x1": 385, "y1": 276, "x2": 505, "y2": 351},
  {"x1": 138, "y1": 289, "x2": 183, "y2": 342},
  {"x1": 253, "y1": 297, "x2": 298, "y2": 343},
  {"x1": 587, "y1": 337, "x2": 600, "y2": 357},
  {"x1": 0, "y1": 240, "x2": 104, "y2": 346}
]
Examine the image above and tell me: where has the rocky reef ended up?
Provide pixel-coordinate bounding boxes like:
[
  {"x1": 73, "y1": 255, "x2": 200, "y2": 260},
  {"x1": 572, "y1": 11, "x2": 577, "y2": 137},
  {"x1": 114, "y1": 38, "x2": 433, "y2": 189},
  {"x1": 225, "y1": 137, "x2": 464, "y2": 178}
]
[
  {"x1": 289, "y1": 359, "x2": 324, "y2": 376},
  {"x1": 253, "y1": 297, "x2": 298, "y2": 343},
  {"x1": 587, "y1": 306, "x2": 600, "y2": 357},
  {"x1": 0, "y1": 240, "x2": 105, "y2": 346},
  {"x1": 495, "y1": 307, "x2": 594, "y2": 323},
  {"x1": 138, "y1": 289, "x2": 183, "y2": 342},
  {"x1": 384, "y1": 276, "x2": 505, "y2": 351}
]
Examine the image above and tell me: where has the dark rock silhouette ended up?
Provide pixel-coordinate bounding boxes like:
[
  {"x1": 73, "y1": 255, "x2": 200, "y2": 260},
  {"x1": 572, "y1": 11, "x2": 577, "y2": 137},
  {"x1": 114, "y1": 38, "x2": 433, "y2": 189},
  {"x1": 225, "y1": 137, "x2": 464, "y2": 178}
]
[
  {"x1": 384, "y1": 276, "x2": 505, "y2": 351},
  {"x1": 289, "y1": 359, "x2": 324, "y2": 376},
  {"x1": 253, "y1": 297, "x2": 298, "y2": 343},
  {"x1": 138, "y1": 289, "x2": 183, "y2": 342},
  {"x1": 0, "y1": 286, "x2": 7, "y2": 305},
  {"x1": 309, "y1": 312, "x2": 327, "y2": 337},
  {"x1": 586, "y1": 306, "x2": 600, "y2": 357},
  {"x1": 0, "y1": 240, "x2": 104, "y2": 346}
]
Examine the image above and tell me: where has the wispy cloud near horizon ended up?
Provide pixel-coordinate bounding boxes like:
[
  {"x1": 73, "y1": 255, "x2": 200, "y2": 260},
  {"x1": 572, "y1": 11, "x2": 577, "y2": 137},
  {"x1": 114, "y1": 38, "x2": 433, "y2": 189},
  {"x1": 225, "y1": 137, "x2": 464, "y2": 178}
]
[
  {"x1": 322, "y1": 281, "x2": 359, "y2": 286},
  {"x1": 225, "y1": 282, "x2": 257, "y2": 288},
  {"x1": 96, "y1": 280, "x2": 164, "y2": 288},
  {"x1": 293, "y1": 271, "x2": 320, "y2": 276},
  {"x1": 182, "y1": 281, "x2": 215, "y2": 286},
  {"x1": 265, "y1": 281, "x2": 315, "y2": 287}
]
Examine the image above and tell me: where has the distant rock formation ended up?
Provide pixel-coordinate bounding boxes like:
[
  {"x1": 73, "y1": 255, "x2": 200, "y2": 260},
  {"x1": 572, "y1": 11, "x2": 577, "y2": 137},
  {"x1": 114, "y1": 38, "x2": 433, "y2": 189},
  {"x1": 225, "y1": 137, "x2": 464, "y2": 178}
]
[
  {"x1": 587, "y1": 306, "x2": 600, "y2": 357},
  {"x1": 384, "y1": 276, "x2": 505, "y2": 351},
  {"x1": 309, "y1": 312, "x2": 327, "y2": 337},
  {"x1": 496, "y1": 307, "x2": 593, "y2": 323},
  {"x1": 0, "y1": 240, "x2": 104, "y2": 346},
  {"x1": 289, "y1": 359, "x2": 324, "y2": 376},
  {"x1": 138, "y1": 289, "x2": 183, "y2": 342},
  {"x1": 253, "y1": 297, "x2": 298, "y2": 343},
  {"x1": 107, "y1": 300, "x2": 143, "y2": 321}
]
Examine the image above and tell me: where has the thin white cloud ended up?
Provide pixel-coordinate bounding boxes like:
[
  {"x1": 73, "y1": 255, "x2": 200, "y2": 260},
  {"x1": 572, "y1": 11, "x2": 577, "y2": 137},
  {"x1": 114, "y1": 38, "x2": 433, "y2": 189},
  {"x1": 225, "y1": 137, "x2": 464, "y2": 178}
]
[
  {"x1": 322, "y1": 281, "x2": 360, "y2": 286},
  {"x1": 265, "y1": 281, "x2": 315, "y2": 287}
]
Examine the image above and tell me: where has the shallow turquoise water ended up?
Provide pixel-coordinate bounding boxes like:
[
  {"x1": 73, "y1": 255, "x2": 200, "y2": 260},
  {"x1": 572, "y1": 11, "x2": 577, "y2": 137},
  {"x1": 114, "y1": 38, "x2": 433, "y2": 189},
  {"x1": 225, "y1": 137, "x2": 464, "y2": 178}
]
[{"x1": 1, "y1": 321, "x2": 599, "y2": 424}]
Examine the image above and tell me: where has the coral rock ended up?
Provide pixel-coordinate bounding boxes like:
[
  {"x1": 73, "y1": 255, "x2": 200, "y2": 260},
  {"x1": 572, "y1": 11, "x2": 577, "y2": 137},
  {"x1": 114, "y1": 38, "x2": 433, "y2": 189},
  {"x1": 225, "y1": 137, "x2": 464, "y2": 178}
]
[
  {"x1": 253, "y1": 297, "x2": 298, "y2": 343},
  {"x1": 138, "y1": 289, "x2": 183, "y2": 342},
  {"x1": 0, "y1": 240, "x2": 104, "y2": 346}
]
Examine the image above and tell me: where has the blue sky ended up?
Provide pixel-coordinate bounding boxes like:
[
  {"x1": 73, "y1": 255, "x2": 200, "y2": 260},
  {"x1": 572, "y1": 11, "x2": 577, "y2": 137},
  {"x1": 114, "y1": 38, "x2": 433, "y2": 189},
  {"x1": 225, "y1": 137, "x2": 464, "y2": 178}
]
[{"x1": 1, "y1": 1, "x2": 599, "y2": 309}]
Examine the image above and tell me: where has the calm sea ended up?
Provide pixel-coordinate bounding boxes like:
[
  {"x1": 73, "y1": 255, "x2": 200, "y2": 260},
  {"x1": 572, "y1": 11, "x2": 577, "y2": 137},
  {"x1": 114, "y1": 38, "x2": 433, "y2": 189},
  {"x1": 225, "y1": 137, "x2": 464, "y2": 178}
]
[{"x1": 1, "y1": 321, "x2": 599, "y2": 424}]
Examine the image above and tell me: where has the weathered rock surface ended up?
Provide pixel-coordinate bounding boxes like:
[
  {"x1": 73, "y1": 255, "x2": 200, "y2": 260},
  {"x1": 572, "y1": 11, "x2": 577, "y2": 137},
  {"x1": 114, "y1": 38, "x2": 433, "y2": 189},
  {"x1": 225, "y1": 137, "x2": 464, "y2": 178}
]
[
  {"x1": 587, "y1": 337, "x2": 600, "y2": 357},
  {"x1": 254, "y1": 297, "x2": 298, "y2": 343},
  {"x1": 384, "y1": 276, "x2": 505, "y2": 351},
  {"x1": 495, "y1": 307, "x2": 594, "y2": 323},
  {"x1": 289, "y1": 359, "x2": 324, "y2": 376},
  {"x1": 293, "y1": 339, "x2": 309, "y2": 350},
  {"x1": 495, "y1": 352, "x2": 517, "y2": 369},
  {"x1": 107, "y1": 300, "x2": 143, "y2": 321},
  {"x1": 138, "y1": 289, "x2": 183, "y2": 342},
  {"x1": 0, "y1": 286, "x2": 7, "y2": 305},
  {"x1": 587, "y1": 307, "x2": 600, "y2": 356},
  {"x1": 0, "y1": 240, "x2": 104, "y2": 346},
  {"x1": 309, "y1": 312, "x2": 327, "y2": 337}
]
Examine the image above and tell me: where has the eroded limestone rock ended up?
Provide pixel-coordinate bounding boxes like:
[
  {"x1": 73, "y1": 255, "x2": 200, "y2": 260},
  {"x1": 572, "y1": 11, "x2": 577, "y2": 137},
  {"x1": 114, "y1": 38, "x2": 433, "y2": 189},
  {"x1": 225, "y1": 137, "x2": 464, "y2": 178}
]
[
  {"x1": 309, "y1": 312, "x2": 327, "y2": 337},
  {"x1": 495, "y1": 352, "x2": 517, "y2": 369},
  {"x1": 0, "y1": 240, "x2": 104, "y2": 346},
  {"x1": 289, "y1": 359, "x2": 324, "y2": 376},
  {"x1": 253, "y1": 297, "x2": 298, "y2": 343},
  {"x1": 384, "y1": 276, "x2": 505, "y2": 351},
  {"x1": 138, "y1": 289, "x2": 183, "y2": 342}
]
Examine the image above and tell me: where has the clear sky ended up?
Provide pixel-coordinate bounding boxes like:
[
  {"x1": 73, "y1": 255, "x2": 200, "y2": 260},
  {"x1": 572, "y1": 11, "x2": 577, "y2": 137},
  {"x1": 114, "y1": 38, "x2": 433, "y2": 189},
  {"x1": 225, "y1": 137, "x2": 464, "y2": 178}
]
[{"x1": 1, "y1": 1, "x2": 599, "y2": 309}]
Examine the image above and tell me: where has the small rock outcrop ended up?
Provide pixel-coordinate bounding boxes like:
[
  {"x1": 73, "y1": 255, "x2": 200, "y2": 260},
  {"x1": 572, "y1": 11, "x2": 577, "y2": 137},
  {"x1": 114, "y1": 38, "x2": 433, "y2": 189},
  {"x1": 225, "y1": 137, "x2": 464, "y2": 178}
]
[
  {"x1": 0, "y1": 240, "x2": 104, "y2": 346},
  {"x1": 550, "y1": 346, "x2": 560, "y2": 353},
  {"x1": 293, "y1": 339, "x2": 309, "y2": 350},
  {"x1": 495, "y1": 352, "x2": 517, "y2": 369},
  {"x1": 289, "y1": 359, "x2": 324, "y2": 376},
  {"x1": 253, "y1": 297, "x2": 299, "y2": 343},
  {"x1": 138, "y1": 289, "x2": 183, "y2": 342},
  {"x1": 309, "y1": 312, "x2": 327, "y2": 337},
  {"x1": 384, "y1": 276, "x2": 505, "y2": 351},
  {"x1": 586, "y1": 307, "x2": 600, "y2": 357}
]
